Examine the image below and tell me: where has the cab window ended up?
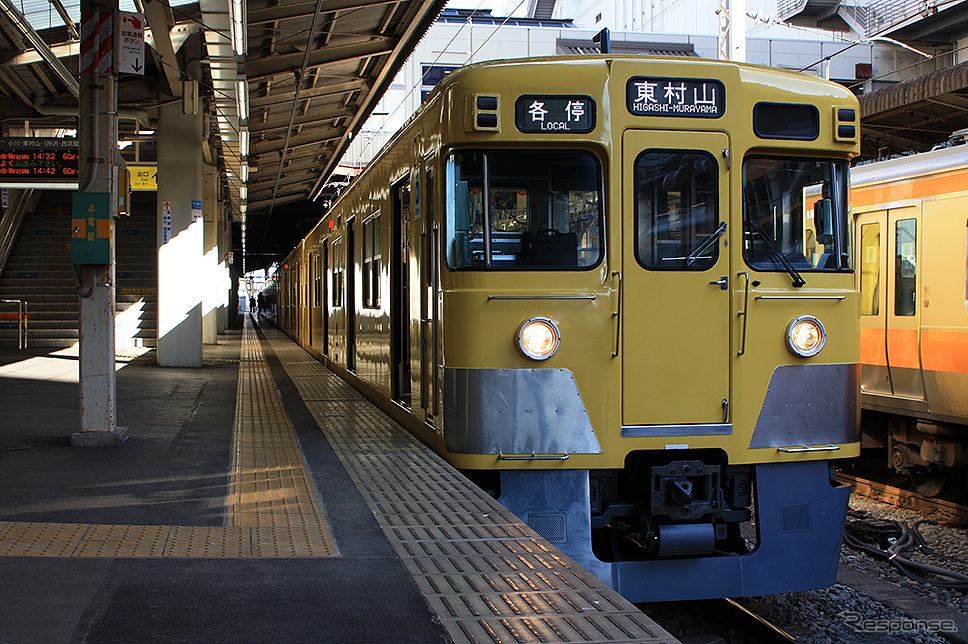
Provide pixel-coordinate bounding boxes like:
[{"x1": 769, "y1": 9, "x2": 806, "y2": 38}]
[
  {"x1": 743, "y1": 157, "x2": 851, "y2": 276},
  {"x1": 445, "y1": 150, "x2": 603, "y2": 270},
  {"x1": 634, "y1": 150, "x2": 719, "y2": 271}
]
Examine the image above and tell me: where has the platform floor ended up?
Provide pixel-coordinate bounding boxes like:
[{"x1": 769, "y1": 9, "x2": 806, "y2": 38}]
[{"x1": 0, "y1": 318, "x2": 678, "y2": 644}]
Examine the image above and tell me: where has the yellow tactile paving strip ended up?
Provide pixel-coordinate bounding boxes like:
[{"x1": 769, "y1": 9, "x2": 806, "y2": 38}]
[{"x1": 0, "y1": 320, "x2": 337, "y2": 559}]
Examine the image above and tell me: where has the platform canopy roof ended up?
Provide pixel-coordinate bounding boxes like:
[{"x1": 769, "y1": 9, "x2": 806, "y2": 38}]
[{"x1": 0, "y1": 0, "x2": 446, "y2": 269}]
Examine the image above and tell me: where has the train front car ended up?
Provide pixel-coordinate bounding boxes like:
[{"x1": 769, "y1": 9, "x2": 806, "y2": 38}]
[{"x1": 438, "y1": 57, "x2": 861, "y2": 602}]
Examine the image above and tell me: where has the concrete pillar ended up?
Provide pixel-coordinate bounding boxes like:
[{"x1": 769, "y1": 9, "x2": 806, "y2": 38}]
[
  {"x1": 156, "y1": 96, "x2": 203, "y2": 367},
  {"x1": 216, "y1": 200, "x2": 229, "y2": 335},
  {"x1": 71, "y1": 0, "x2": 125, "y2": 446},
  {"x1": 202, "y1": 166, "x2": 218, "y2": 344}
]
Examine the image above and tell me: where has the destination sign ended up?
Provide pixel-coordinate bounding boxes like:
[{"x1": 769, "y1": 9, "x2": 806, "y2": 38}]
[
  {"x1": 0, "y1": 137, "x2": 79, "y2": 184},
  {"x1": 515, "y1": 95, "x2": 595, "y2": 133},
  {"x1": 627, "y1": 77, "x2": 725, "y2": 118}
]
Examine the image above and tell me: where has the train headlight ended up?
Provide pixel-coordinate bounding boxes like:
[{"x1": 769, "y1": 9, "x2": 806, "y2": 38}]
[
  {"x1": 786, "y1": 315, "x2": 826, "y2": 357},
  {"x1": 517, "y1": 317, "x2": 560, "y2": 360}
]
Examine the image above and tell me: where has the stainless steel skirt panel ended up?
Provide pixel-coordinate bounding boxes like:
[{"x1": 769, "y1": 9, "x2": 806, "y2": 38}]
[{"x1": 443, "y1": 367, "x2": 602, "y2": 455}]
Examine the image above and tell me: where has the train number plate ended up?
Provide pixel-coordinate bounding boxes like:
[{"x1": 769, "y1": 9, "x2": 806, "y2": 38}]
[{"x1": 626, "y1": 77, "x2": 725, "y2": 118}]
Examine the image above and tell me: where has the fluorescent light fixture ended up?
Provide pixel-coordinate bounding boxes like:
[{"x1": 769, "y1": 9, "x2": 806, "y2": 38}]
[
  {"x1": 239, "y1": 128, "x2": 249, "y2": 157},
  {"x1": 232, "y1": 0, "x2": 245, "y2": 56},
  {"x1": 237, "y1": 79, "x2": 248, "y2": 120},
  {"x1": 241, "y1": 163, "x2": 249, "y2": 182},
  {"x1": 240, "y1": 185, "x2": 247, "y2": 200}
]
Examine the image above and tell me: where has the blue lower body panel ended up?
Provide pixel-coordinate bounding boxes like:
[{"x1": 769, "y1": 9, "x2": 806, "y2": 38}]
[{"x1": 498, "y1": 460, "x2": 850, "y2": 602}]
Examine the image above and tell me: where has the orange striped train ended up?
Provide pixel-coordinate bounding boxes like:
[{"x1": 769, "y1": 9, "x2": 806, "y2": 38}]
[{"x1": 852, "y1": 144, "x2": 968, "y2": 495}]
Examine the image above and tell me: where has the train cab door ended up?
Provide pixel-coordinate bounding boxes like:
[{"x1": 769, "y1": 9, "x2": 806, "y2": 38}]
[
  {"x1": 621, "y1": 130, "x2": 731, "y2": 427},
  {"x1": 886, "y1": 208, "x2": 925, "y2": 400},
  {"x1": 856, "y1": 210, "x2": 892, "y2": 395}
]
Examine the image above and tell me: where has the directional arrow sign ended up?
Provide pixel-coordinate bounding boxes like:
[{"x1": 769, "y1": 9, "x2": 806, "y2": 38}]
[{"x1": 117, "y1": 12, "x2": 145, "y2": 76}]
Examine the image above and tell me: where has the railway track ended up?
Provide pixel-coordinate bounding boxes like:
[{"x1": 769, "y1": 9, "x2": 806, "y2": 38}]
[
  {"x1": 838, "y1": 473, "x2": 968, "y2": 525},
  {"x1": 642, "y1": 598, "x2": 800, "y2": 643}
]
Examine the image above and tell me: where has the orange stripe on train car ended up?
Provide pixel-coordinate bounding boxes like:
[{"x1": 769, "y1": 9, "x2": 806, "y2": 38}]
[
  {"x1": 887, "y1": 328, "x2": 921, "y2": 370},
  {"x1": 852, "y1": 170, "x2": 968, "y2": 208},
  {"x1": 922, "y1": 329, "x2": 968, "y2": 374},
  {"x1": 862, "y1": 328, "x2": 968, "y2": 375},
  {"x1": 860, "y1": 327, "x2": 887, "y2": 366}
]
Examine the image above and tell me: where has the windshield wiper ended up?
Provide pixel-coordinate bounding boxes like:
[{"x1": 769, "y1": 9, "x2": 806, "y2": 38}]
[
  {"x1": 686, "y1": 221, "x2": 728, "y2": 266},
  {"x1": 749, "y1": 219, "x2": 806, "y2": 287}
]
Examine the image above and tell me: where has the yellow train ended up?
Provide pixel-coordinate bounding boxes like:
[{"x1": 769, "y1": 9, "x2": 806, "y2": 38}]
[
  {"x1": 852, "y1": 144, "x2": 968, "y2": 496},
  {"x1": 262, "y1": 55, "x2": 861, "y2": 602}
]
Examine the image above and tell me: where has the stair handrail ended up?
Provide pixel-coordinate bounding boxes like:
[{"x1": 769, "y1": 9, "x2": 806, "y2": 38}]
[
  {"x1": 0, "y1": 299, "x2": 28, "y2": 349},
  {"x1": 0, "y1": 189, "x2": 40, "y2": 281}
]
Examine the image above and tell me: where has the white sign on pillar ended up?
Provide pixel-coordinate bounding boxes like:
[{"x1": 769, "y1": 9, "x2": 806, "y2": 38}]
[
  {"x1": 162, "y1": 200, "x2": 172, "y2": 243},
  {"x1": 191, "y1": 199, "x2": 202, "y2": 222},
  {"x1": 118, "y1": 12, "x2": 145, "y2": 75}
]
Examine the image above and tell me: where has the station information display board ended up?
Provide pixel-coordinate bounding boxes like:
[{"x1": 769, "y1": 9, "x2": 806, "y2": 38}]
[{"x1": 0, "y1": 138, "x2": 79, "y2": 187}]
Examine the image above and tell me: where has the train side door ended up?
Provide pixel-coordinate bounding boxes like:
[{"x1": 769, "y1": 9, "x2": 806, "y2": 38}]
[
  {"x1": 392, "y1": 179, "x2": 412, "y2": 405},
  {"x1": 347, "y1": 220, "x2": 357, "y2": 372},
  {"x1": 321, "y1": 244, "x2": 329, "y2": 356},
  {"x1": 886, "y1": 207, "x2": 925, "y2": 400},
  {"x1": 621, "y1": 131, "x2": 731, "y2": 426},
  {"x1": 308, "y1": 253, "x2": 315, "y2": 348},
  {"x1": 419, "y1": 166, "x2": 439, "y2": 425},
  {"x1": 856, "y1": 211, "x2": 892, "y2": 395}
]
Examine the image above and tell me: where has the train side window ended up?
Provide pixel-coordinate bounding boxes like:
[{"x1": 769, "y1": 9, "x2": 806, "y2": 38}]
[
  {"x1": 445, "y1": 150, "x2": 602, "y2": 270},
  {"x1": 895, "y1": 219, "x2": 917, "y2": 316},
  {"x1": 332, "y1": 237, "x2": 344, "y2": 308},
  {"x1": 362, "y1": 214, "x2": 381, "y2": 309},
  {"x1": 860, "y1": 223, "x2": 880, "y2": 316},
  {"x1": 634, "y1": 150, "x2": 719, "y2": 271}
]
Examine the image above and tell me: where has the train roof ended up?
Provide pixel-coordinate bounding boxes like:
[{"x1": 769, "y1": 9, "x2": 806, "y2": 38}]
[
  {"x1": 851, "y1": 144, "x2": 968, "y2": 187},
  {"x1": 433, "y1": 53, "x2": 853, "y2": 92}
]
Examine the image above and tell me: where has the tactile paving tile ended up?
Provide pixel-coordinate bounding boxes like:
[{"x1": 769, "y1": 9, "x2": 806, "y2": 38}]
[
  {"x1": 73, "y1": 524, "x2": 169, "y2": 558},
  {"x1": 0, "y1": 322, "x2": 338, "y2": 561},
  {"x1": 0, "y1": 522, "x2": 89, "y2": 557},
  {"x1": 225, "y1": 320, "x2": 338, "y2": 556},
  {"x1": 262, "y1": 327, "x2": 678, "y2": 644}
]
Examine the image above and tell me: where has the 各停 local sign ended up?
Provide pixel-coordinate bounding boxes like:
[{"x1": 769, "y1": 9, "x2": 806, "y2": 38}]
[{"x1": 515, "y1": 96, "x2": 596, "y2": 134}]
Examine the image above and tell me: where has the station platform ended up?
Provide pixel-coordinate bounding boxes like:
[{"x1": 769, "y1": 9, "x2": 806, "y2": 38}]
[{"x1": 0, "y1": 318, "x2": 678, "y2": 644}]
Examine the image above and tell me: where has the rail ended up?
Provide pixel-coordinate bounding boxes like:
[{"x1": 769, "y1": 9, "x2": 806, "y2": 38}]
[
  {"x1": 838, "y1": 473, "x2": 968, "y2": 525},
  {"x1": 0, "y1": 299, "x2": 28, "y2": 349}
]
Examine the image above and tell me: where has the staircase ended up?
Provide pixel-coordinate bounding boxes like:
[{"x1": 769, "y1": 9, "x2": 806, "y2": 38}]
[
  {"x1": 0, "y1": 190, "x2": 158, "y2": 349},
  {"x1": 115, "y1": 192, "x2": 158, "y2": 348}
]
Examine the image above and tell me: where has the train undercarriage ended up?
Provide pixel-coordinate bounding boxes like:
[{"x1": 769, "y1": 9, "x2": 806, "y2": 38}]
[
  {"x1": 479, "y1": 452, "x2": 850, "y2": 602},
  {"x1": 864, "y1": 411, "x2": 968, "y2": 497}
]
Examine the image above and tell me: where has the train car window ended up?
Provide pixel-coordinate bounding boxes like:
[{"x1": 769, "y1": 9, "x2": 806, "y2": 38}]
[
  {"x1": 895, "y1": 219, "x2": 917, "y2": 316},
  {"x1": 445, "y1": 150, "x2": 602, "y2": 270},
  {"x1": 743, "y1": 157, "x2": 851, "y2": 276},
  {"x1": 362, "y1": 214, "x2": 381, "y2": 308},
  {"x1": 860, "y1": 223, "x2": 880, "y2": 316},
  {"x1": 634, "y1": 150, "x2": 719, "y2": 270},
  {"x1": 332, "y1": 237, "x2": 344, "y2": 308}
]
